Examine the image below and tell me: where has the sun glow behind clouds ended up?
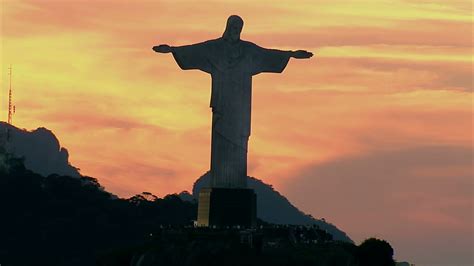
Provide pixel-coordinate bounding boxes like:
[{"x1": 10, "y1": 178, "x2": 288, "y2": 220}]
[{"x1": 1, "y1": 1, "x2": 472, "y2": 265}]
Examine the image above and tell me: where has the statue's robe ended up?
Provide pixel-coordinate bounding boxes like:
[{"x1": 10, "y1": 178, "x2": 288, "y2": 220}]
[{"x1": 172, "y1": 38, "x2": 290, "y2": 188}]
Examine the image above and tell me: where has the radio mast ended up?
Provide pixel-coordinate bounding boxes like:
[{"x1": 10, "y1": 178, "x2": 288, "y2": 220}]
[{"x1": 7, "y1": 65, "x2": 14, "y2": 125}]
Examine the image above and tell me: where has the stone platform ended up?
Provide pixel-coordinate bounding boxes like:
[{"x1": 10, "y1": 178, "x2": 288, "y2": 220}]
[{"x1": 197, "y1": 188, "x2": 257, "y2": 228}]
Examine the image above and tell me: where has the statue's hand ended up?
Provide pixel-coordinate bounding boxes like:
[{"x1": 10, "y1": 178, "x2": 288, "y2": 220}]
[
  {"x1": 292, "y1": 50, "x2": 313, "y2": 59},
  {"x1": 153, "y1": 44, "x2": 172, "y2": 53}
]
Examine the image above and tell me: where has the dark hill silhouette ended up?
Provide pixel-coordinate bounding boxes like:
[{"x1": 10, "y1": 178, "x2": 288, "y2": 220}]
[
  {"x1": 0, "y1": 123, "x2": 351, "y2": 242},
  {"x1": 0, "y1": 122, "x2": 80, "y2": 177},
  {"x1": 0, "y1": 152, "x2": 196, "y2": 266},
  {"x1": 2, "y1": 123, "x2": 352, "y2": 242},
  {"x1": 0, "y1": 126, "x2": 398, "y2": 265},
  {"x1": 193, "y1": 172, "x2": 352, "y2": 242}
]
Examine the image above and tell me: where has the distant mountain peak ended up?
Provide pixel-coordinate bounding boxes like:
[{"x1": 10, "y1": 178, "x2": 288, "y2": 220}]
[{"x1": 0, "y1": 122, "x2": 80, "y2": 177}]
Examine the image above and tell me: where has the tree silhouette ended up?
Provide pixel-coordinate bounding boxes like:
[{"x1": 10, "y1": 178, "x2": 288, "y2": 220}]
[{"x1": 357, "y1": 238, "x2": 395, "y2": 266}]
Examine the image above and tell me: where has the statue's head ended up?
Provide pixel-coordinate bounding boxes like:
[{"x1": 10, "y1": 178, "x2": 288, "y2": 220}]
[{"x1": 223, "y1": 15, "x2": 243, "y2": 43}]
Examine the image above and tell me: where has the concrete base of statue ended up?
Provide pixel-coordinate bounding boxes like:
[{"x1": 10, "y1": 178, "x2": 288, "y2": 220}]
[{"x1": 197, "y1": 188, "x2": 257, "y2": 228}]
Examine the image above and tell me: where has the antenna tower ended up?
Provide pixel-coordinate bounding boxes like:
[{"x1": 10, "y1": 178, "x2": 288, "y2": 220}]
[{"x1": 7, "y1": 65, "x2": 14, "y2": 125}]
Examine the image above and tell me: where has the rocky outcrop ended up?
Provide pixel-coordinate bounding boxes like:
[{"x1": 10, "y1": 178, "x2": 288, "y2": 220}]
[{"x1": 0, "y1": 122, "x2": 80, "y2": 177}]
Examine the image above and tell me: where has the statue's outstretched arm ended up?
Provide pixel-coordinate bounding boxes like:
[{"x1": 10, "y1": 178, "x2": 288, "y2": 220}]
[
  {"x1": 289, "y1": 50, "x2": 313, "y2": 59},
  {"x1": 153, "y1": 41, "x2": 212, "y2": 73},
  {"x1": 152, "y1": 44, "x2": 174, "y2": 53}
]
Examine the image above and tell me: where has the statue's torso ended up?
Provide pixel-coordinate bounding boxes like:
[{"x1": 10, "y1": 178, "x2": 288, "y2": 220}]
[{"x1": 207, "y1": 40, "x2": 256, "y2": 143}]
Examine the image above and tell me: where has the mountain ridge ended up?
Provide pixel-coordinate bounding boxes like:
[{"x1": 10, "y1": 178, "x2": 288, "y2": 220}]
[{"x1": 1, "y1": 122, "x2": 351, "y2": 242}]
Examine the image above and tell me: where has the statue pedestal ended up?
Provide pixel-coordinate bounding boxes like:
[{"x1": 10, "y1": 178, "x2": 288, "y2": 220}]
[{"x1": 197, "y1": 188, "x2": 257, "y2": 228}]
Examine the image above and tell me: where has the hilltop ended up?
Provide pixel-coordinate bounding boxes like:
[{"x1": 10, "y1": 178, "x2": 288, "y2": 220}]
[
  {"x1": 0, "y1": 124, "x2": 400, "y2": 265},
  {"x1": 0, "y1": 122, "x2": 351, "y2": 242}
]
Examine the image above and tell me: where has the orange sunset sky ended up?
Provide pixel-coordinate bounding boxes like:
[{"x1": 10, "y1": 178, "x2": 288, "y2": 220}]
[{"x1": 1, "y1": 0, "x2": 472, "y2": 265}]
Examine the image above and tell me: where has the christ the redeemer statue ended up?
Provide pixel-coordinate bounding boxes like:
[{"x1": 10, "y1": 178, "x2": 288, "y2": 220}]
[{"x1": 153, "y1": 15, "x2": 312, "y2": 190}]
